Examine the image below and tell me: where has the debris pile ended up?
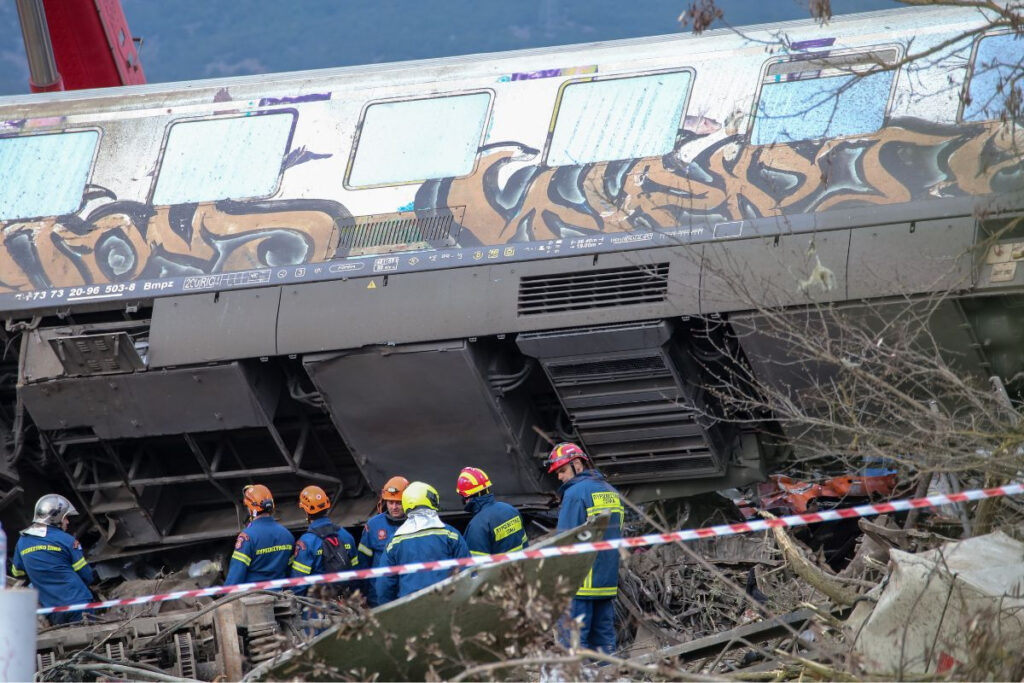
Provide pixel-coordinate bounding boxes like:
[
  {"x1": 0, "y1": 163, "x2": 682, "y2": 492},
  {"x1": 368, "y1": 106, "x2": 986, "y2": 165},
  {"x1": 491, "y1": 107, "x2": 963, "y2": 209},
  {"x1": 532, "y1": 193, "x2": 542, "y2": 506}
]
[{"x1": 618, "y1": 533, "x2": 799, "y2": 647}]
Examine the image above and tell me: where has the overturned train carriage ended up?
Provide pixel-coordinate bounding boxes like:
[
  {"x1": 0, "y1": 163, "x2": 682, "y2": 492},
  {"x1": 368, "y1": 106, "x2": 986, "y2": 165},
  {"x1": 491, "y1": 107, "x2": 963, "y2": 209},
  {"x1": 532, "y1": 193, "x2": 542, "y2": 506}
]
[{"x1": 0, "y1": 5, "x2": 1022, "y2": 556}]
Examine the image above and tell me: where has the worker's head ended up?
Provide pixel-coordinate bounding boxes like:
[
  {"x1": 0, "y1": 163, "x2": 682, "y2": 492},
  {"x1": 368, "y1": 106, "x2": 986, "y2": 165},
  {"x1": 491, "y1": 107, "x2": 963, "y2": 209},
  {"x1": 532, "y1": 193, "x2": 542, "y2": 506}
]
[
  {"x1": 456, "y1": 466, "x2": 492, "y2": 501},
  {"x1": 242, "y1": 484, "x2": 275, "y2": 519},
  {"x1": 546, "y1": 442, "x2": 589, "y2": 484},
  {"x1": 402, "y1": 481, "x2": 440, "y2": 514},
  {"x1": 33, "y1": 494, "x2": 78, "y2": 530},
  {"x1": 299, "y1": 485, "x2": 331, "y2": 520},
  {"x1": 381, "y1": 475, "x2": 409, "y2": 520}
]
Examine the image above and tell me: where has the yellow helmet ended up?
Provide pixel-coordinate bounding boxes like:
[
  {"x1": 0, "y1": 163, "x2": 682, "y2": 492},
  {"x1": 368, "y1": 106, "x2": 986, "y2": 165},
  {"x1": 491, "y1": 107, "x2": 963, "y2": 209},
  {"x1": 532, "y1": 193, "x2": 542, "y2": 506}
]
[{"x1": 402, "y1": 481, "x2": 440, "y2": 513}]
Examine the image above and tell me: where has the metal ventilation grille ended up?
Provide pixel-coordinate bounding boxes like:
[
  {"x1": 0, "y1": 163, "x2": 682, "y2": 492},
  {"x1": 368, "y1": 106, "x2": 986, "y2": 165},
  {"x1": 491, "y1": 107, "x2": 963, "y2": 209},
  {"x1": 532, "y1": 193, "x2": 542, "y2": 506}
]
[
  {"x1": 333, "y1": 207, "x2": 464, "y2": 256},
  {"x1": 541, "y1": 346, "x2": 726, "y2": 483},
  {"x1": 517, "y1": 263, "x2": 669, "y2": 316},
  {"x1": 547, "y1": 356, "x2": 666, "y2": 381},
  {"x1": 48, "y1": 332, "x2": 146, "y2": 377}
]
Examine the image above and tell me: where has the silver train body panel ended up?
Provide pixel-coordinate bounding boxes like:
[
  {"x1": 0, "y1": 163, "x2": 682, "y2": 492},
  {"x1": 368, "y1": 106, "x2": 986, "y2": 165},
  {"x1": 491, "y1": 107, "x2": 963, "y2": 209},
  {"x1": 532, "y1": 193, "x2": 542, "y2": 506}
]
[{"x1": 0, "y1": 6, "x2": 1021, "y2": 554}]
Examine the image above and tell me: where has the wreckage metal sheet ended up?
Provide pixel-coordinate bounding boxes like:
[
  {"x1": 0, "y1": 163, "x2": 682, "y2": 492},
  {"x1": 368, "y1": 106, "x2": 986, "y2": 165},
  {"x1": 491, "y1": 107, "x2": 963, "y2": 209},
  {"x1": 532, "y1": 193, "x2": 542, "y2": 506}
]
[{"x1": 250, "y1": 516, "x2": 608, "y2": 681}]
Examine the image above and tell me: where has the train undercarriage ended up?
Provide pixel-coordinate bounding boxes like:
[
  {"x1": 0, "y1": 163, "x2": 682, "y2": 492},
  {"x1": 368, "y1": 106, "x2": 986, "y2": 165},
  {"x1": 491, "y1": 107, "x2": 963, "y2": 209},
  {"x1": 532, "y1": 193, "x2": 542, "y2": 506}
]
[{"x1": 2, "y1": 211, "x2": 1024, "y2": 562}]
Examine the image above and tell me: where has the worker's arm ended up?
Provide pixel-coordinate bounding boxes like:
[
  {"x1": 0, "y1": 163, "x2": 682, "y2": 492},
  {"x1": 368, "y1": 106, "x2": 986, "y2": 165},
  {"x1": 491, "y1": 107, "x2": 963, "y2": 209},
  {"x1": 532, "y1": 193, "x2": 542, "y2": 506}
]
[
  {"x1": 463, "y1": 518, "x2": 490, "y2": 556},
  {"x1": 69, "y1": 538, "x2": 96, "y2": 585},
  {"x1": 356, "y1": 524, "x2": 374, "y2": 567},
  {"x1": 289, "y1": 535, "x2": 315, "y2": 577},
  {"x1": 225, "y1": 532, "x2": 253, "y2": 585},
  {"x1": 10, "y1": 544, "x2": 26, "y2": 580},
  {"x1": 339, "y1": 528, "x2": 359, "y2": 568},
  {"x1": 453, "y1": 533, "x2": 471, "y2": 560},
  {"x1": 378, "y1": 546, "x2": 399, "y2": 603},
  {"x1": 556, "y1": 490, "x2": 587, "y2": 531}
]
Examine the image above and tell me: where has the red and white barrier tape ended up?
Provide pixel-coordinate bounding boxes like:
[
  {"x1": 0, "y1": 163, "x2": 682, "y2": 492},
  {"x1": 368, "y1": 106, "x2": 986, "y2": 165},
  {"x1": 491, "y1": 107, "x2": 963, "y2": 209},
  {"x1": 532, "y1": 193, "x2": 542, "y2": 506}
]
[{"x1": 38, "y1": 482, "x2": 1023, "y2": 615}]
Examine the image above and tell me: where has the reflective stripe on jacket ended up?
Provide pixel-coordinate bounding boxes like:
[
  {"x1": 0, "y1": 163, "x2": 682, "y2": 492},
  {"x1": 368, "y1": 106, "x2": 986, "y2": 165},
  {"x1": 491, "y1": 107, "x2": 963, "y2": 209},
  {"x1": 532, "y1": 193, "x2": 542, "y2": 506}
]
[
  {"x1": 463, "y1": 494, "x2": 528, "y2": 556},
  {"x1": 556, "y1": 470, "x2": 623, "y2": 599},
  {"x1": 225, "y1": 515, "x2": 294, "y2": 585},
  {"x1": 12, "y1": 526, "x2": 94, "y2": 608},
  {"x1": 379, "y1": 524, "x2": 470, "y2": 601},
  {"x1": 290, "y1": 517, "x2": 358, "y2": 575},
  {"x1": 356, "y1": 512, "x2": 403, "y2": 606}
]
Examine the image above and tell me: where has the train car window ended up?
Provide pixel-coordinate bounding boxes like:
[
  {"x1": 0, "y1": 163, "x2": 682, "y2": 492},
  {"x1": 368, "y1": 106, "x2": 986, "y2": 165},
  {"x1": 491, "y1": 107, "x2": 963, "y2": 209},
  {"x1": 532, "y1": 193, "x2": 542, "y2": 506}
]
[
  {"x1": 347, "y1": 92, "x2": 491, "y2": 188},
  {"x1": 546, "y1": 70, "x2": 691, "y2": 167},
  {"x1": 751, "y1": 49, "x2": 898, "y2": 145},
  {"x1": 151, "y1": 112, "x2": 294, "y2": 205},
  {"x1": 0, "y1": 130, "x2": 98, "y2": 221},
  {"x1": 963, "y1": 33, "x2": 1023, "y2": 122}
]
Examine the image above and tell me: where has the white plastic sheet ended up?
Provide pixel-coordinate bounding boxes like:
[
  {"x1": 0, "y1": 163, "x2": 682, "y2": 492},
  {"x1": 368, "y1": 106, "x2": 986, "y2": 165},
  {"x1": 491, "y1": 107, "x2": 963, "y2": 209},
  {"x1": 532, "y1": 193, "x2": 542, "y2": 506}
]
[{"x1": 846, "y1": 531, "x2": 1024, "y2": 675}]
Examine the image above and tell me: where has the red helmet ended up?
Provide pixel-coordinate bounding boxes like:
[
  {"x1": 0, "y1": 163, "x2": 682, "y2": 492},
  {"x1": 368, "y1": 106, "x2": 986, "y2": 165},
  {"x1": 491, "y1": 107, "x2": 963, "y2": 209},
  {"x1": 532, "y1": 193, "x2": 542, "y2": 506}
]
[
  {"x1": 299, "y1": 485, "x2": 331, "y2": 515},
  {"x1": 456, "y1": 467, "x2": 492, "y2": 498},
  {"x1": 546, "y1": 442, "x2": 588, "y2": 473}
]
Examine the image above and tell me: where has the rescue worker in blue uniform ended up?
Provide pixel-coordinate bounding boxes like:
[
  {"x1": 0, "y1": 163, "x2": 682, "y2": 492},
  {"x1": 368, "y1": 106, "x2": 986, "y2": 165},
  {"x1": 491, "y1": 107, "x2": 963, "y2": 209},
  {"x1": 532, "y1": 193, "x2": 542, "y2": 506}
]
[
  {"x1": 379, "y1": 481, "x2": 470, "y2": 602},
  {"x1": 456, "y1": 466, "x2": 528, "y2": 555},
  {"x1": 356, "y1": 475, "x2": 408, "y2": 606},
  {"x1": 290, "y1": 485, "x2": 358, "y2": 594},
  {"x1": 10, "y1": 494, "x2": 96, "y2": 625},
  {"x1": 548, "y1": 442, "x2": 624, "y2": 654},
  {"x1": 225, "y1": 484, "x2": 294, "y2": 586}
]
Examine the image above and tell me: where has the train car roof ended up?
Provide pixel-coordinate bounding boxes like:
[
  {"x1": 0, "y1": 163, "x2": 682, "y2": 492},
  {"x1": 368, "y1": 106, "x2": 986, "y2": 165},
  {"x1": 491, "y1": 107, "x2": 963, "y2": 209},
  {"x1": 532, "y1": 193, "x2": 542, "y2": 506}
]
[{"x1": 0, "y1": 4, "x2": 988, "y2": 117}]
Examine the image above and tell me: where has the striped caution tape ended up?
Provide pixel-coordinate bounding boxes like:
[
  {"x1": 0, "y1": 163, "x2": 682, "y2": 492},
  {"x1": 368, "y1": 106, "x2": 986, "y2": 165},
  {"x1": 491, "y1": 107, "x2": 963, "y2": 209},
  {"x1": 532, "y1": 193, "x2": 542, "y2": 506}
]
[{"x1": 37, "y1": 482, "x2": 1023, "y2": 615}]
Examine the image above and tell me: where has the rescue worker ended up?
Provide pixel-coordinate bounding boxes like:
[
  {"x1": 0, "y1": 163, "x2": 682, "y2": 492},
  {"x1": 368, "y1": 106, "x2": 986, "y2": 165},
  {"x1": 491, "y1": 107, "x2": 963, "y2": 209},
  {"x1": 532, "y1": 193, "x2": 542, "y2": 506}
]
[
  {"x1": 456, "y1": 466, "x2": 528, "y2": 555},
  {"x1": 290, "y1": 485, "x2": 358, "y2": 594},
  {"x1": 356, "y1": 475, "x2": 408, "y2": 606},
  {"x1": 548, "y1": 442, "x2": 624, "y2": 654},
  {"x1": 379, "y1": 481, "x2": 469, "y2": 602},
  {"x1": 10, "y1": 494, "x2": 96, "y2": 624},
  {"x1": 225, "y1": 484, "x2": 294, "y2": 586}
]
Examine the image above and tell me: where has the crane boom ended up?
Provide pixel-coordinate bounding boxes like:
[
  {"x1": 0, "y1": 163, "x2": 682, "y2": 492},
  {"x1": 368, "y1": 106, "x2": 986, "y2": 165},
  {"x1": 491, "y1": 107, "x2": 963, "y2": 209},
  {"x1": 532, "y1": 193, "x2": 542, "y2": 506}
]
[{"x1": 15, "y1": 0, "x2": 145, "y2": 92}]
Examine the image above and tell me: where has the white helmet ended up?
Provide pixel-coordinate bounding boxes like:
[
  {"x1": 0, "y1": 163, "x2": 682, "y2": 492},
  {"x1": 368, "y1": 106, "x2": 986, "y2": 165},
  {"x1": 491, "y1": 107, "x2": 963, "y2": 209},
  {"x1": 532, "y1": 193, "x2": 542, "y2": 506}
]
[{"x1": 33, "y1": 494, "x2": 78, "y2": 526}]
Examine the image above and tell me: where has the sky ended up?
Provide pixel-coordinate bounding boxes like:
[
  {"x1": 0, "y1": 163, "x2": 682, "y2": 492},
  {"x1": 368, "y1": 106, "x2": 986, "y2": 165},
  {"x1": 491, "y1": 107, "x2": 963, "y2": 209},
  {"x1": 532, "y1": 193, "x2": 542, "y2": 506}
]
[{"x1": 0, "y1": 0, "x2": 897, "y2": 96}]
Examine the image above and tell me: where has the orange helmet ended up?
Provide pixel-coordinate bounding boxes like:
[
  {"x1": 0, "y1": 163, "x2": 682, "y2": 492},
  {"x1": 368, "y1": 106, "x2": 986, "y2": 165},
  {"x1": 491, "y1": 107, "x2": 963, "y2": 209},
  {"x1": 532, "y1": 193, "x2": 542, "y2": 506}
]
[
  {"x1": 546, "y1": 442, "x2": 588, "y2": 474},
  {"x1": 381, "y1": 476, "x2": 409, "y2": 502},
  {"x1": 299, "y1": 485, "x2": 331, "y2": 515},
  {"x1": 243, "y1": 484, "x2": 275, "y2": 516},
  {"x1": 456, "y1": 467, "x2": 492, "y2": 498}
]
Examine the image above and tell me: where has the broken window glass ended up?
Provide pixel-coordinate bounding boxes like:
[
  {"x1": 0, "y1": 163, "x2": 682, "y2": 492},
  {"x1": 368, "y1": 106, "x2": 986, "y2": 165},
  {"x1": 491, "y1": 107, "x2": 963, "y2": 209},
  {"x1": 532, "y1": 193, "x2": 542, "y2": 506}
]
[{"x1": 751, "y1": 50, "x2": 898, "y2": 145}]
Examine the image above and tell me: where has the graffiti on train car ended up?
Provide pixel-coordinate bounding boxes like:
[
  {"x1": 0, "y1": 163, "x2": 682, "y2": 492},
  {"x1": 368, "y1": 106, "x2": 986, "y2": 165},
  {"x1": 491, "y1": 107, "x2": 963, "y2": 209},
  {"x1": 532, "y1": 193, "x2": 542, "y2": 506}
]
[
  {"x1": 0, "y1": 117, "x2": 1020, "y2": 294},
  {"x1": 0, "y1": 197, "x2": 350, "y2": 292},
  {"x1": 415, "y1": 117, "x2": 1023, "y2": 244}
]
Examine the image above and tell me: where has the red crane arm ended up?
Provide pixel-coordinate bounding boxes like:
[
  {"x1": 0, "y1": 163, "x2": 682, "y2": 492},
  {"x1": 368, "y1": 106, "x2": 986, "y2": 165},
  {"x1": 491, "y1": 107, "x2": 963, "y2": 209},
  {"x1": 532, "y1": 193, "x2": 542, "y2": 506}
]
[{"x1": 19, "y1": 0, "x2": 145, "y2": 92}]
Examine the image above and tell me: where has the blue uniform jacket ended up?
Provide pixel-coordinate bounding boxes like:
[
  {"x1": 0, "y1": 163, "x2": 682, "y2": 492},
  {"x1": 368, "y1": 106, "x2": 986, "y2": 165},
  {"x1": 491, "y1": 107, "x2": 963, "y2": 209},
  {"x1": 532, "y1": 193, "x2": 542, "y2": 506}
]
[
  {"x1": 225, "y1": 515, "x2": 294, "y2": 585},
  {"x1": 379, "y1": 523, "x2": 470, "y2": 602},
  {"x1": 357, "y1": 512, "x2": 403, "y2": 606},
  {"x1": 463, "y1": 494, "x2": 529, "y2": 556},
  {"x1": 11, "y1": 525, "x2": 95, "y2": 608},
  {"x1": 290, "y1": 517, "x2": 358, "y2": 577},
  {"x1": 556, "y1": 470, "x2": 624, "y2": 599}
]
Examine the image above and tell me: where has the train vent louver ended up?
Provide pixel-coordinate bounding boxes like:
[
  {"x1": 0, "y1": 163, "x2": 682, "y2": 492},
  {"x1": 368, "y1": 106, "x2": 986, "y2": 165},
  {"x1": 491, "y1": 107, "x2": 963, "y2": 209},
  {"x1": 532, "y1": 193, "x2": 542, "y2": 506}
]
[
  {"x1": 333, "y1": 207, "x2": 464, "y2": 256},
  {"x1": 516, "y1": 320, "x2": 736, "y2": 484},
  {"x1": 517, "y1": 263, "x2": 669, "y2": 316}
]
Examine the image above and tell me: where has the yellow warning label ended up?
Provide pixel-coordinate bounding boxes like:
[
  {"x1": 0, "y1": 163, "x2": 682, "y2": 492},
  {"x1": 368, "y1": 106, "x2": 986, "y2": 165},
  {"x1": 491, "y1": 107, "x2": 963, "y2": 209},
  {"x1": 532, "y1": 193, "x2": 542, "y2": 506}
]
[{"x1": 367, "y1": 281, "x2": 377, "y2": 289}]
